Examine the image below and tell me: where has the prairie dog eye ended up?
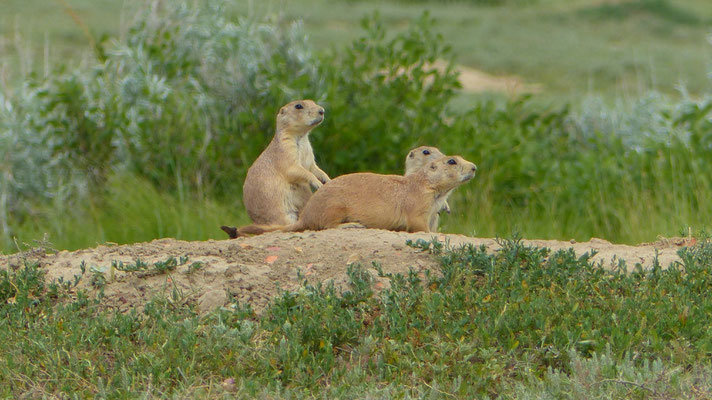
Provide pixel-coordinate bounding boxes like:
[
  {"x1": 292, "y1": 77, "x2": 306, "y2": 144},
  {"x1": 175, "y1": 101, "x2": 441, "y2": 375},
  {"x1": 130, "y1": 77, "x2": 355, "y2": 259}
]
[
  {"x1": 447, "y1": 159, "x2": 457, "y2": 165},
  {"x1": 295, "y1": 104, "x2": 304, "y2": 110},
  {"x1": 422, "y1": 149, "x2": 430, "y2": 155}
]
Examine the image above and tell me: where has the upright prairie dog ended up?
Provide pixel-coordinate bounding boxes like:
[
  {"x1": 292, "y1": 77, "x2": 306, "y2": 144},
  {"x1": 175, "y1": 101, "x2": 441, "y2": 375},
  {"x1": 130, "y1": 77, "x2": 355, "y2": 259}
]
[
  {"x1": 223, "y1": 155, "x2": 477, "y2": 237},
  {"x1": 242, "y1": 100, "x2": 330, "y2": 225},
  {"x1": 404, "y1": 146, "x2": 451, "y2": 231}
]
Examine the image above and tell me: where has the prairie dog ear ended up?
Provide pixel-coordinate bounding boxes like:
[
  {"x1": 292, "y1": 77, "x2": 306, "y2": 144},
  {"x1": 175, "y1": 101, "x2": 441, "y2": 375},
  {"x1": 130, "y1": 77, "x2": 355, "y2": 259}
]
[
  {"x1": 409, "y1": 152, "x2": 414, "y2": 158},
  {"x1": 279, "y1": 107, "x2": 286, "y2": 115}
]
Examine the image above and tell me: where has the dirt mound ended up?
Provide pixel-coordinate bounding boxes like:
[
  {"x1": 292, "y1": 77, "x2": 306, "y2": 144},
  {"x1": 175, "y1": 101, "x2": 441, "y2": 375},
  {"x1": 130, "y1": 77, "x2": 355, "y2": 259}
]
[{"x1": 1, "y1": 229, "x2": 686, "y2": 314}]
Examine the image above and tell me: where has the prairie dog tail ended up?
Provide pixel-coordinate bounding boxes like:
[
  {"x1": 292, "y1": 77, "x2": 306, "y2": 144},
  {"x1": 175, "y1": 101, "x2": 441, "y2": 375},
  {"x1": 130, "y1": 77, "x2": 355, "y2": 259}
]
[
  {"x1": 220, "y1": 225, "x2": 240, "y2": 238},
  {"x1": 238, "y1": 224, "x2": 287, "y2": 236},
  {"x1": 220, "y1": 221, "x2": 304, "y2": 238}
]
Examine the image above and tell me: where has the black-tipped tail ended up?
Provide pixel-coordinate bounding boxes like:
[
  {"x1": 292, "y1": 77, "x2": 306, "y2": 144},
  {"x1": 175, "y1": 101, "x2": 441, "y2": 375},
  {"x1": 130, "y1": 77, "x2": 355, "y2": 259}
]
[
  {"x1": 237, "y1": 224, "x2": 280, "y2": 236},
  {"x1": 220, "y1": 225, "x2": 239, "y2": 239}
]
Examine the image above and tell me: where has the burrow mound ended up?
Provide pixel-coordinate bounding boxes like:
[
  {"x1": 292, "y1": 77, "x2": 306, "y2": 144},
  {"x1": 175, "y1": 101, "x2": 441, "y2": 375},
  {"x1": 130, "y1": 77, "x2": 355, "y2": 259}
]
[{"x1": 1, "y1": 229, "x2": 687, "y2": 314}]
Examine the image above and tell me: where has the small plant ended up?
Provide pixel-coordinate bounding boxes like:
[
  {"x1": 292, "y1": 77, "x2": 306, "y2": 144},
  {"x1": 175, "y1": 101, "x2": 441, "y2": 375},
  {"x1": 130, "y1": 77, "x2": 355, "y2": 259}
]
[
  {"x1": 152, "y1": 257, "x2": 182, "y2": 274},
  {"x1": 89, "y1": 267, "x2": 106, "y2": 289},
  {"x1": 47, "y1": 274, "x2": 83, "y2": 299},
  {"x1": 112, "y1": 258, "x2": 149, "y2": 273},
  {"x1": 186, "y1": 261, "x2": 204, "y2": 274},
  {"x1": 110, "y1": 256, "x2": 189, "y2": 276},
  {"x1": 406, "y1": 238, "x2": 446, "y2": 255}
]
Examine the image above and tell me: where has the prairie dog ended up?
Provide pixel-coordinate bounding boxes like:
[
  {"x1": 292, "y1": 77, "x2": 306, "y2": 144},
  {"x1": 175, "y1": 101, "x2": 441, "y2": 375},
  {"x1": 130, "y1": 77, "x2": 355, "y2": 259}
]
[
  {"x1": 404, "y1": 146, "x2": 445, "y2": 175},
  {"x1": 223, "y1": 155, "x2": 477, "y2": 237},
  {"x1": 405, "y1": 146, "x2": 451, "y2": 231},
  {"x1": 242, "y1": 100, "x2": 330, "y2": 225}
]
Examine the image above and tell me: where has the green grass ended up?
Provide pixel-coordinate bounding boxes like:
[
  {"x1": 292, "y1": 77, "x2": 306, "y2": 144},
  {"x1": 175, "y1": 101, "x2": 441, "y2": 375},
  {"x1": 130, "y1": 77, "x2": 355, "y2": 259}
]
[
  {"x1": 3, "y1": 0, "x2": 711, "y2": 102},
  {"x1": 229, "y1": 0, "x2": 712, "y2": 103},
  {"x1": 2, "y1": 0, "x2": 711, "y2": 252},
  {"x1": 7, "y1": 174, "x2": 249, "y2": 252},
  {"x1": 2, "y1": 237, "x2": 712, "y2": 397},
  {"x1": 0, "y1": 0, "x2": 137, "y2": 86}
]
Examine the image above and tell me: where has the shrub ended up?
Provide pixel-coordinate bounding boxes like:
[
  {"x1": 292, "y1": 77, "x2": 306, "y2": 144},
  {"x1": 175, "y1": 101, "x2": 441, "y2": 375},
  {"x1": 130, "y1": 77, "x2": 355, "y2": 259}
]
[
  {"x1": 108, "y1": 1, "x2": 324, "y2": 192},
  {"x1": 1, "y1": 0, "x2": 712, "y2": 250},
  {"x1": 314, "y1": 11, "x2": 461, "y2": 176}
]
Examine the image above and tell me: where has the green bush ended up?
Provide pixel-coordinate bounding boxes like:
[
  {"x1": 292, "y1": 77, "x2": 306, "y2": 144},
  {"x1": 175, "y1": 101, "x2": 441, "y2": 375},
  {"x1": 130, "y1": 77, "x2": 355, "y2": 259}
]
[
  {"x1": 1, "y1": 2, "x2": 460, "y2": 196},
  {"x1": 1, "y1": 0, "x2": 712, "y2": 250},
  {"x1": 315, "y1": 12, "x2": 460, "y2": 175},
  {"x1": 109, "y1": 1, "x2": 325, "y2": 192},
  {"x1": 354, "y1": 0, "x2": 536, "y2": 5},
  {"x1": 579, "y1": 0, "x2": 706, "y2": 26}
]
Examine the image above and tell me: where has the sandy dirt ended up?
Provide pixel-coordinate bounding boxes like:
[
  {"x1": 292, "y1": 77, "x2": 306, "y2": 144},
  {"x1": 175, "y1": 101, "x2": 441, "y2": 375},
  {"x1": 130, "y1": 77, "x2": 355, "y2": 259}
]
[
  {"x1": 431, "y1": 60, "x2": 542, "y2": 95},
  {"x1": 453, "y1": 64, "x2": 542, "y2": 95},
  {"x1": 391, "y1": 60, "x2": 541, "y2": 95},
  {"x1": 1, "y1": 229, "x2": 691, "y2": 314}
]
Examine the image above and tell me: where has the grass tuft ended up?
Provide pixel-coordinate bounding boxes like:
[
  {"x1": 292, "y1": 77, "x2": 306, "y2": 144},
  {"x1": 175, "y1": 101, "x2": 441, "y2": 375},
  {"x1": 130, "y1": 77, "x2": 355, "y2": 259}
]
[{"x1": 2, "y1": 238, "x2": 712, "y2": 397}]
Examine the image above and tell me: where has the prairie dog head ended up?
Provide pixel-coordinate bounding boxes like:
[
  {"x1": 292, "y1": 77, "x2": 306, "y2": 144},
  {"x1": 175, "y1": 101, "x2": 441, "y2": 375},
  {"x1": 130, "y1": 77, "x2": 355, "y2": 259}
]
[
  {"x1": 424, "y1": 155, "x2": 477, "y2": 192},
  {"x1": 404, "y1": 146, "x2": 445, "y2": 175},
  {"x1": 276, "y1": 99, "x2": 325, "y2": 137}
]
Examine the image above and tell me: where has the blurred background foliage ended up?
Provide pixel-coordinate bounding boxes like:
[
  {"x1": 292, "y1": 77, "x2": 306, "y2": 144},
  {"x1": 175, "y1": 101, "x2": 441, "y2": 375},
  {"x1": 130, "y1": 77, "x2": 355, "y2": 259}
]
[{"x1": 1, "y1": 0, "x2": 711, "y2": 251}]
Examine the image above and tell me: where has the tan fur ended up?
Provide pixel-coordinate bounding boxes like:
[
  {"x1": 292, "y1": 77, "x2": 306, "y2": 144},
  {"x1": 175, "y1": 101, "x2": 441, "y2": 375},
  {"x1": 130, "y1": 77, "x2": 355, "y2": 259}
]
[
  {"x1": 404, "y1": 146, "x2": 445, "y2": 175},
  {"x1": 225, "y1": 155, "x2": 477, "y2": 237},
  {"x1": 242, "y1": 100, "x2": 330, "y2": 225},
  {"x1": 404, "y1": 146, "x2": 451, "y2": 231}
]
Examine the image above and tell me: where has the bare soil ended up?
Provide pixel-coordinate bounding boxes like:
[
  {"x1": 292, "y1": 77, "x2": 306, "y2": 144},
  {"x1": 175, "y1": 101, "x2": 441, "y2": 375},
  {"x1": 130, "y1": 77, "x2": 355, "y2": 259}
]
[
  {"x1": 432, "y1": 60, "x2": 542, "y2": 94},
  {"x1": 1, "y1": 229, "x2": 690, "y2": 314},
  {"x1": 393, "y1": 60, "x2": 541, "y2": 95}
]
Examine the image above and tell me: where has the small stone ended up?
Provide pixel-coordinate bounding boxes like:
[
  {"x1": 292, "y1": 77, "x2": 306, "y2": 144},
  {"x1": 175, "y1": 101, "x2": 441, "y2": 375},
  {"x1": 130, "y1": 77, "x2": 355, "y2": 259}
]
[
  {"x1": 197, "y1": 289, "x2": 228, "y2": 314},
  {"x1": 7, "y1": 256, "x2": 20, "y2": 270},
  {"x1": 589, "y1": 238, "x2": 611, "y2": 245},
  {"x1": 346, "y1": 253, "x2": 365, "y2": 266},
  {"x1": 221, "y1": 377, "x2": 236, "y2": 392}
]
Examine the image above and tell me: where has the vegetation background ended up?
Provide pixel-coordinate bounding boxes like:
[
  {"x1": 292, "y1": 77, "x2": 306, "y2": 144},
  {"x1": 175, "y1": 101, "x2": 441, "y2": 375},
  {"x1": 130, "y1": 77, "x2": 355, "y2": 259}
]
[
  {"x1": 2, "y1": 1, "x2": 712, "y2": 397},
  {"x1": 1, "y1": 0, "x2": 711, "y2": 250}
]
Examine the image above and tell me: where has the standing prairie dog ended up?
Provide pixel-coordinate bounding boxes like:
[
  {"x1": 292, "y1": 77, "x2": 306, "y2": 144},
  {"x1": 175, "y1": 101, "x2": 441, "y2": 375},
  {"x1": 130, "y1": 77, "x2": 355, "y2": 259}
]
[
  {"x1": 404, "y1": 146, "x2": 451, "y2": 231},
  {"x1": 223, "y1": 155, "x2": 477, "y2": 237},
  {"x1": 242, "y1": 100, "x2": 330, "y2": 225}
]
